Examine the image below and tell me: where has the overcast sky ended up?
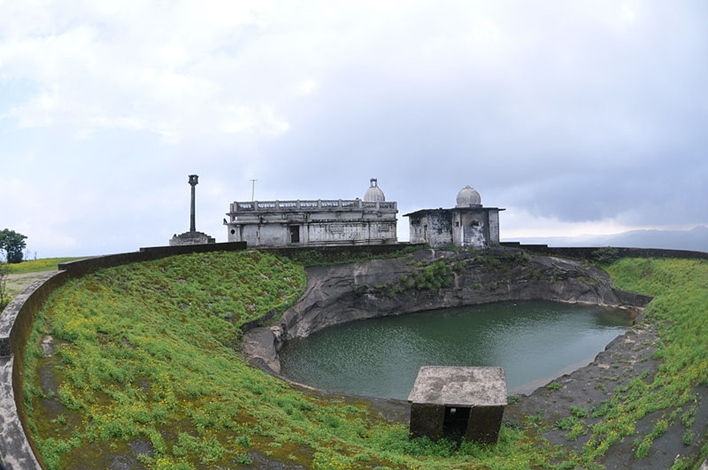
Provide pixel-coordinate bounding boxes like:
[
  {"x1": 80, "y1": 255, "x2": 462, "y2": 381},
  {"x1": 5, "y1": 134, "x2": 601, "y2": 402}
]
[{"x1": 1, "y1": 1, "x2": 707, "y2": 258}]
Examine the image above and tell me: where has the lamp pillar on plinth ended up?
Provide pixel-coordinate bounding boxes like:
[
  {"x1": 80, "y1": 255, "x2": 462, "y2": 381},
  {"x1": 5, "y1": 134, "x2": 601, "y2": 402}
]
[
  {"x1": 188, "y1": 174, "x2": 199, "y2": 233},
  {"x1": 169, "y1": 174, "x2": 215, "y2": 246}
]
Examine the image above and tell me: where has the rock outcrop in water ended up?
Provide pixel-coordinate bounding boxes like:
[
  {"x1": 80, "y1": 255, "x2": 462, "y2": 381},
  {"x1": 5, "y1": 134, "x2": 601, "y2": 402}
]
[{"x1": 242, "y1": 247, "x2": 651, "y2": 373}]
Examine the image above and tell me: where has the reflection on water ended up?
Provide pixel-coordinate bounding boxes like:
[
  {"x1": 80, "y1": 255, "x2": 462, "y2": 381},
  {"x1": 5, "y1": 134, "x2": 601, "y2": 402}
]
[{"x1": 279, "y1": 301, "x2": 633, "y2": 399}]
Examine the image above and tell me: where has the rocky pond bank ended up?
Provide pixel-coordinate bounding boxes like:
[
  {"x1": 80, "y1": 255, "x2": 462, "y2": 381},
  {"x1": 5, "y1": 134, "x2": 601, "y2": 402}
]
[
  {"x1": 505, "y1": 320, "x2": 706, "y2": 469},
  {"x1": 243, "y1": 247, "x2": 649, "y2": 374}
]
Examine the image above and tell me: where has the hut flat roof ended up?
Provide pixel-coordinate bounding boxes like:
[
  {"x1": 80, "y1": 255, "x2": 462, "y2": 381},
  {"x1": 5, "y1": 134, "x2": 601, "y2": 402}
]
[{"x1": 407, "y1": 366, "x2": 507, "y2": 407}]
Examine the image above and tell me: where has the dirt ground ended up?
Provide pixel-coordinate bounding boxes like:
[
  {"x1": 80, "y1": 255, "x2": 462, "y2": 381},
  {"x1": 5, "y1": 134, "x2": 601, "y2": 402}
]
[{"x1": 5, "y1": 271, "x2": 56, "y2": 300}]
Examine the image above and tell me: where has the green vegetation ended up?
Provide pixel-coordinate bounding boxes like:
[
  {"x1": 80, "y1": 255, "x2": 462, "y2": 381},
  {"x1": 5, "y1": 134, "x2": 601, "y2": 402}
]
[
  {"x1": 379, "y1": 248, "x2": 533, "y2": 298},
  {"x1": 24, "y1": 250, "x2": 565, "y2": 469},
  {"x1": 591, "y1": 247, "x2": 620, "y2": 265},
  {"x1": 22, "y1": 252, "x2": 708, "y2": 469},
  {"x1": 283, "y1": 245, "x2": 420, "y2": 267},
  {"x1": 544, "y1": 258, "x2": 707, "y2": 468},
  {"x1": 0, "y1": 262, "x2": 9, "y2": 310},
  {"x1": 25, "y1": 251, "x2": 310, "y2": 468},
  {"x1": 0, "y1": 228, "x2": 28, "y2": 263},
  {"x1": 386, "y1": 260, "x2": 455, "y2": 297}
]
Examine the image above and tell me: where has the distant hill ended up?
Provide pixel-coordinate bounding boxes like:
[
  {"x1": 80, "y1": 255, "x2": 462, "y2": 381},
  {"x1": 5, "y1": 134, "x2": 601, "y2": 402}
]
[{"x1": 508, "y1": 225, "x2": 708, "y2": 253}]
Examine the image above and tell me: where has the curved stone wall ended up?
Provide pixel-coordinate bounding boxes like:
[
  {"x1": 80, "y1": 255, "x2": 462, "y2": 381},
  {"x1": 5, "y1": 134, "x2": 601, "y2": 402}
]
[
  {"x1": 0, "y1": 272, "x2": 66, "y2": 469},
  {"x1": 500, "y1": 243, "x2": 708, "y2": 261}
]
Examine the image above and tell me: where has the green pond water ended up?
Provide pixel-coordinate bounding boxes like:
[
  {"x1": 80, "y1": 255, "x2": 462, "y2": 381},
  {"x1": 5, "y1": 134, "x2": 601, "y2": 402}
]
[{"x1": 279, "y1": 301, "x2": 633, "y2": 400}]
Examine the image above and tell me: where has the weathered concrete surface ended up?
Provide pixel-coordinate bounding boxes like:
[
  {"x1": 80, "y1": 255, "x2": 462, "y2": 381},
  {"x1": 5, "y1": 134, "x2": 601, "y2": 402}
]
[
  {"x1": 0, "y1": 357, "x2": 42, "y2": 470},
  {"x1": 408, "y1": 366, "x2": 507, "y2": 407},
  {"x1": 243, "y1": 247, "x2": 648, "y2": 373}
]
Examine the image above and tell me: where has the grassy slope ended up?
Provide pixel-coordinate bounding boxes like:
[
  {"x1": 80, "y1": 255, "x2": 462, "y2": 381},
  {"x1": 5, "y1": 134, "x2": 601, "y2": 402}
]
[
  {"x1": 597, "y1": 258, "x2": 708, "y2": 467},
  {"x1": 22, "y1": 253, "x2": 707, "y2": 469}
]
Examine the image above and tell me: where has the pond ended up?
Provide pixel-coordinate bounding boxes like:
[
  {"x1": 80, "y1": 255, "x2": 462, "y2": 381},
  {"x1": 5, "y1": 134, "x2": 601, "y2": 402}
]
[{"x1": 279, "y1": 301, "x2": 634, "y2": 400}]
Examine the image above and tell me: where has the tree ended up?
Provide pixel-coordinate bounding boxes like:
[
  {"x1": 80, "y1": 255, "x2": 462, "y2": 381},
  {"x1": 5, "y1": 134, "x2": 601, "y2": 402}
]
[{"x1": 0, "y1": 229, "x2": 28, "y2": 263}]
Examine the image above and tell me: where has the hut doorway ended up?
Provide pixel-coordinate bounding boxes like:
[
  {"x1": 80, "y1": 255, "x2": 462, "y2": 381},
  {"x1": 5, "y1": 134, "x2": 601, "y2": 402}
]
[{"x1": 443, "y1": 406, "x2": 471, "y2": 441}]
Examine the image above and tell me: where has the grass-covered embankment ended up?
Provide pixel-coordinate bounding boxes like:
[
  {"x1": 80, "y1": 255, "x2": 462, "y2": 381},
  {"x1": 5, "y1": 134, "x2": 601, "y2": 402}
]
[
  {"x1": 592, "y1": 258, "x2": 708, "y2": 466},
  {"x1": 22, "y1": 252, "x2": 707, "y2": 469},
  {"x1": 509, "y1": 257, "x2": 707, "y2": 469}
]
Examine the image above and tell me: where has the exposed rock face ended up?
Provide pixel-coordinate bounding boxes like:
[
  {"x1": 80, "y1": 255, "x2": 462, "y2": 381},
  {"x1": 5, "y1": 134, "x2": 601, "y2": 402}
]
[{"x1": 242, "y1": 248, "x2": 650, "y2": 374}]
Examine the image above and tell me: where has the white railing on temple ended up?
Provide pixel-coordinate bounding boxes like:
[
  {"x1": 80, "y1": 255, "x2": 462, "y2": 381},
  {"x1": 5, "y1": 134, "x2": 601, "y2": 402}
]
[{"x1": 230, "y1": 199, "x2": 397, "y2": 213}]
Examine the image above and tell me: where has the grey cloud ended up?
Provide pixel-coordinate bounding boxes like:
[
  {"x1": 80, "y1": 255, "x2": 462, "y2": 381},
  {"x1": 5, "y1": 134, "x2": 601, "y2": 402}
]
[
  {"x1": 245, "y1": 2, "x2": 708, "y2": 230},
  {"x1": 3, "y1": 2, "x2": 708, "y2": 257}
]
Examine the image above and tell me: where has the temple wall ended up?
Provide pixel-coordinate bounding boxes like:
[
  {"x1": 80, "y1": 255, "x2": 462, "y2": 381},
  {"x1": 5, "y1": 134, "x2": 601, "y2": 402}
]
[
  {"x1": 408, "y1": 210, "x2": 454, "y2": 247},
  {"x1": 228, "y1": 209, "x2": 398, "y2": 247},
  {"x1": 488, "y1": 211, "x2": 501, "y2": 244},
  {"x1": 408, "y1": 208, "x2": 502, "y2": 248},
  {"x1": 454, "y1": 211, "x2": 487, "y2": 248}
]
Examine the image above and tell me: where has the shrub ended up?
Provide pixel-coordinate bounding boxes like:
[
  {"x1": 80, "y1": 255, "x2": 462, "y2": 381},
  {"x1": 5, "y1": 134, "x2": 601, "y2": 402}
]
[
  {"x1": 592, "y1": 247, "x2": 620, "y2": 264},
  {"x1": 546, "y1": 382, "x2": 563, "y2": 392}
]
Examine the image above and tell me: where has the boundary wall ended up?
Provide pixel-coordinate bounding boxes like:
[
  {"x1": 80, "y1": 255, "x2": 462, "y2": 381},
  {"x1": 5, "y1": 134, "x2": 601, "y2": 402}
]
[
  {"x1": 0, "y1": 242, "x2": 705, "y2": 468},
  {"x1": 500, "y1": 243, "x2": 708, "y2": 261}
]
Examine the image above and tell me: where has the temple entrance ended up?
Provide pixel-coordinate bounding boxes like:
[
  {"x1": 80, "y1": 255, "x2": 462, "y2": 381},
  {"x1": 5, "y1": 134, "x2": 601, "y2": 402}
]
[
  {"x1": 289, "y1": 226, "x2": 300, "y2": 243},
  {"x1": 463, "y1": 221, "x2": 482, "y2": 247}
]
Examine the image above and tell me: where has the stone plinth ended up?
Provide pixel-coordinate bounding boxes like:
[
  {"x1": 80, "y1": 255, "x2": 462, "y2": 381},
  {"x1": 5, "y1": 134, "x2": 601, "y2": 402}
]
[
  {"x1": 169, "y1": 231, "x2": 216, "y2": 246},
  {"x1": 408, "y1": 366, "x2": 507, "y2": 444}
]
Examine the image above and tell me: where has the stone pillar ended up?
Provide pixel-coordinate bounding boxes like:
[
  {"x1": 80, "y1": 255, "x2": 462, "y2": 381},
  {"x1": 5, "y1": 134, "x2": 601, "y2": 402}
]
[
  {"x1": 188, "y1": 174, "x2": 199, "y2": 233},
  {"x1": 170, "y1": 174, "x2": 215, "y2": 246}
]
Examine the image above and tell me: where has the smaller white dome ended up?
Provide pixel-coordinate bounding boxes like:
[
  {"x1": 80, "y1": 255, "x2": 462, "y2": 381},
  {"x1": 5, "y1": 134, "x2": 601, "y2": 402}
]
[
  {"x1": 456, "y1": 185, "x2": 481, "y2": 207},
  {"x1": 364, "y1": 178, "x2": 386, "y2": 202}
]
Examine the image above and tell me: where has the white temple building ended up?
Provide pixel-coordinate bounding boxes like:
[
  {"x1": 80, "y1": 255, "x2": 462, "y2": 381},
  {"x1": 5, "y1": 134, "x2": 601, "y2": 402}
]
[
  {"x1": 404, "y1": 186, "x2": 504, "y2": 248},
  {"x1": 225, "y1": 179, "x2": 398, "y2": 247}
]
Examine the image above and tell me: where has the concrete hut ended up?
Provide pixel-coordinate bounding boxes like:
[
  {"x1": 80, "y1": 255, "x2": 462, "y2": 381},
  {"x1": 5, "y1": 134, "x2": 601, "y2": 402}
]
[
  {"x1": 224, "y1": 178, "x2": 398, "y2": 247},
  {"x1": 404, "y1": 186, "x2": 504, "y2": 248},
  {"x1": 408, "y1": 366, "x2": 507, "y2": 444}
]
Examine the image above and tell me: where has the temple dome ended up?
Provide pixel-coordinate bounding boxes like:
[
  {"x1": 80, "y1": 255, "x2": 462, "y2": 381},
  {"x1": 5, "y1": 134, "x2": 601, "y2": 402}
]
[
  {"x1": 456, "y1": 185, "x2": 481, "y2": 207},
  {"x1": 364, "y1": 178, "x2": 386, "y2": 202}
]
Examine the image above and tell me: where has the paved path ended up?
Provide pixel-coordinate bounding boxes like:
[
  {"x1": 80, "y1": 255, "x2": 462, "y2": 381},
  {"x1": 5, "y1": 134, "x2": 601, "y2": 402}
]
[{"x1": 4, "y1": 271, "x2": 56, "y2": 302}]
